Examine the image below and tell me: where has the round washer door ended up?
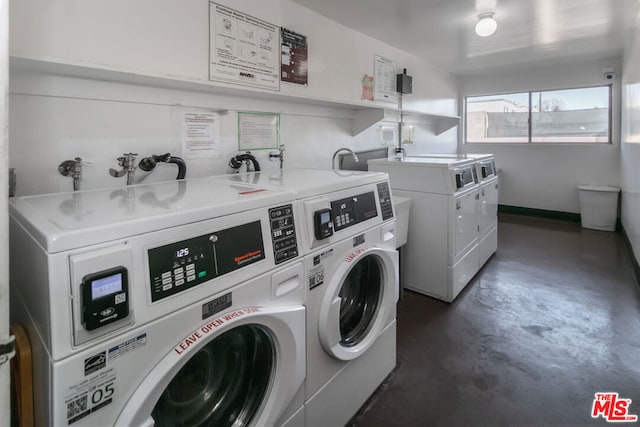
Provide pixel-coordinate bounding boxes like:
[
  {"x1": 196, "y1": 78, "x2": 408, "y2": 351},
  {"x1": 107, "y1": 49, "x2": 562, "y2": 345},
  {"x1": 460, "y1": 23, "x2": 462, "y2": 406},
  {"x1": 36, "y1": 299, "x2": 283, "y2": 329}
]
[
  {"x1": 116, "y1": 306, "x2": 305, "y2": 427},
  {"x1": 318, "y1": 246, "x2": 398, "y2": 361}
]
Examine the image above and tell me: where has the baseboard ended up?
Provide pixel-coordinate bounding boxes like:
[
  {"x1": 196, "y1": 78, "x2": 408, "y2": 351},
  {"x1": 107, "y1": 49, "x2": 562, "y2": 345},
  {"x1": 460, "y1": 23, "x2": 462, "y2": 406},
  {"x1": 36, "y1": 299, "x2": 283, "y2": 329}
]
[
  {"x1": 498, "y1": 205, "x2": 580, "y2": 223},
  {"x1": 621, "y1": 223, "x2": 640, "y2": 288}
]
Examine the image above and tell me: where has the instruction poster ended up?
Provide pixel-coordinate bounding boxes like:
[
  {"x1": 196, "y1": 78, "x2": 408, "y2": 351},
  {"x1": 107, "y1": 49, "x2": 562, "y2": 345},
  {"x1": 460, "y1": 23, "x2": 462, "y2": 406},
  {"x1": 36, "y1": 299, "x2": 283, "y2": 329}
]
[
  {"x1": 281, "y1": 28, "x2": 308, "y2": 85},
  {"x1": 209, "y1": 2, "x2": 280, "y2": 90},
  {"x1": 181, "y1": 112, "x2": 220, "y2": 159},
  {"x1": 374, "y1": 55, "x2": 398, "y2": 103}
]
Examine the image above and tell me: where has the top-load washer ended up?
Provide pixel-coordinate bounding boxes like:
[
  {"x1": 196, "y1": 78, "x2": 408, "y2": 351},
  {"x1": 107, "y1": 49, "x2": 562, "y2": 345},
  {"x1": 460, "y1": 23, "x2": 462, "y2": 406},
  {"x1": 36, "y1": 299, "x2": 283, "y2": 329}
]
[
  {"x1": 216, "y1": 168, "x2": 399, "y2": 426},
  {"x1": 10, "y1": 177, "x2": 306, "y2": 426},
  {"x1": 369, "y1": 157, "x2": 480, "y2": 302}
]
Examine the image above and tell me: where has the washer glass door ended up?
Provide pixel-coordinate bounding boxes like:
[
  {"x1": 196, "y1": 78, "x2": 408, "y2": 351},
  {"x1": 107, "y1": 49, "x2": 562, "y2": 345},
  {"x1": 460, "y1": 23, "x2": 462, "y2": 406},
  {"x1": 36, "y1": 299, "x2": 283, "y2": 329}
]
[
  {"x1": 339, "y1": 254, "x2": 383, "y2": 347},
  {"x1": 318, "y1": 245, "x2": 397, "y2": 360},
  {"x1": 151, "y1": 324, "x2": 274, "y2": 427}
]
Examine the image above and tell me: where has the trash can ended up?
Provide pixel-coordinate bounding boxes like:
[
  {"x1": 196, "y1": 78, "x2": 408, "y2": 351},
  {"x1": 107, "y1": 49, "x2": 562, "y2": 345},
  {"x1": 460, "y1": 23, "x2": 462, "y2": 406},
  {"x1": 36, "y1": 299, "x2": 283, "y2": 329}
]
[{"x1": 578, "y1": 185, "x2": 620, "y2": 231}]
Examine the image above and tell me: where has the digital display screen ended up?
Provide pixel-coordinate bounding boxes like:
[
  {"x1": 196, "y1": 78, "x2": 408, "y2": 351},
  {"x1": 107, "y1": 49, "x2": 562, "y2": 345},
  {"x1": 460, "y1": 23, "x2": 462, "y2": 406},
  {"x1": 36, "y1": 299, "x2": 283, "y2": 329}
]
[
  {"x1": 321, "y1": 211, "x2": 331, "y2": 223},
  {"x1": 91, "y1": 273, "x2": 123, "y2": 300},
  {"x1": 176, "y1": 247, "x2": 190, "y2": 258}
]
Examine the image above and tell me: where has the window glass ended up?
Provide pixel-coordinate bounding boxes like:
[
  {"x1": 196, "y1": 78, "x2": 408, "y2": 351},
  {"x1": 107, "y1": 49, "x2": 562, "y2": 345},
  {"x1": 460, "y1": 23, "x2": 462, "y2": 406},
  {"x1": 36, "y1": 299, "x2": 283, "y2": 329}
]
[
  {"x1": 465, "y1": 86, "x2": 611, "y2": 144},
  {"x1": 531, "y1": 87, "x2": 610, "y2": 143},
  {"x1": 466, "y1": 92, "x2": 529, "y2": 143}
]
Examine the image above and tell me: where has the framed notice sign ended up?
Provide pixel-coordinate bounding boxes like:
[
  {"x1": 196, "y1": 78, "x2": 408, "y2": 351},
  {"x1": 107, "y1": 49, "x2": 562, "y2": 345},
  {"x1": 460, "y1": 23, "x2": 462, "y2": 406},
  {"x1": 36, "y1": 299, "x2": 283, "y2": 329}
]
[
  {"x1": 209, "y1": 2, "x2": 280, "y2": 90},
  {"x1": 238, "y1": 112, "x2": 280, "y2": 151}
]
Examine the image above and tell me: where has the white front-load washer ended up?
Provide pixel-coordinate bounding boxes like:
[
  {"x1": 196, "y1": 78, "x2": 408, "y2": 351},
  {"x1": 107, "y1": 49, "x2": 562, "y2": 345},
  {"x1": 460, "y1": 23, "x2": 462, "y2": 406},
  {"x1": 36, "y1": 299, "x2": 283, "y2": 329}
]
[
  {"x1": 9, "y1": 177, "x2": 305, "y2": 426},
  {"x1": 214, "y1": 168, "x2": 399, "y2": 426}
]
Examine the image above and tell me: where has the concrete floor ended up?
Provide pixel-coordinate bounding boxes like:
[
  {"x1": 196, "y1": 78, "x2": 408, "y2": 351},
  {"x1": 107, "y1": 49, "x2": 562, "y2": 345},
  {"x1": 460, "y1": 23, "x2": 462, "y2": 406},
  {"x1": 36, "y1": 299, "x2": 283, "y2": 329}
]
[{"x1": 352, "y1": 213, "x2": 640, "y2": 426}]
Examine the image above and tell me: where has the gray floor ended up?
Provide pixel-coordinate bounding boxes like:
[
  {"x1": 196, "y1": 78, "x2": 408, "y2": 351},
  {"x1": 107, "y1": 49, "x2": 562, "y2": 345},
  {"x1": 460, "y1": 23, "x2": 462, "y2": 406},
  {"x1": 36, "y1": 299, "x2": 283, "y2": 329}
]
[{"x1": 352, "y1": 213, "x2": 640, "y2": 426}]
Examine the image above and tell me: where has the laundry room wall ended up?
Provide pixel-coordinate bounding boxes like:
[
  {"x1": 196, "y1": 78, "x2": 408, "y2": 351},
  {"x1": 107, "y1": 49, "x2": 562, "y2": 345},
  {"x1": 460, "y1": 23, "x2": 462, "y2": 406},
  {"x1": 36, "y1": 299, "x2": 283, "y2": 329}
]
[
  {"x1": 621, "y1": 21, "x2": 640, "y2": 268},
  {"x1": 8, "y1": 0, "x2": 458, "y2": 196},
  {"x1": 458, "y1": 57, "x2": 622, "y2": 214}
]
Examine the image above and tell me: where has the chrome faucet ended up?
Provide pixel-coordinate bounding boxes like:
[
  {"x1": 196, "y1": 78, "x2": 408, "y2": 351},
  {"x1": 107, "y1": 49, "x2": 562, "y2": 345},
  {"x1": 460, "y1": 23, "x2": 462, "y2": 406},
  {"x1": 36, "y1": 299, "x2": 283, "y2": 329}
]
[
  {"x1": 332, "y1": 148, "x2": 359, "y2": 170},
  {"x1": 58, "y1": 157, "x2": 83, "y2": 191},
  {"x1": 394, "y1": 146, "x2": 407, "y2": 160},
  {"x1": 109, "y1": 153, "x2": 138, "y2": 186}
]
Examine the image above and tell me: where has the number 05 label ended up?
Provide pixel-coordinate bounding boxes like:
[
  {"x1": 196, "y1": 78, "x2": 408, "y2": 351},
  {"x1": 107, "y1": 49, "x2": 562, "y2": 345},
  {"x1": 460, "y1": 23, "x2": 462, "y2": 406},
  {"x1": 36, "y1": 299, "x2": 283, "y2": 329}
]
[{"x1": 64, "y1": 368, "x2": 116, "y2": 424}]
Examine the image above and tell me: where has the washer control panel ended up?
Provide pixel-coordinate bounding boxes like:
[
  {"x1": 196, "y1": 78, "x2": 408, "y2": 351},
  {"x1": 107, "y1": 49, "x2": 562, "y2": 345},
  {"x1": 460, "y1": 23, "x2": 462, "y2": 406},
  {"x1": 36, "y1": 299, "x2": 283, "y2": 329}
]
[
  {"x1": 269, "y1": 204, "x2": 299, "y2": 264},
  {"x1": 377, "y1": 182, "x2": 394, "y2": 221},
  {"x1": 331, "y1": 191, "x2": 378, "y2": 232},
  {"x1": 148, "y1": 221, "x2": 265, "y2": 302}
]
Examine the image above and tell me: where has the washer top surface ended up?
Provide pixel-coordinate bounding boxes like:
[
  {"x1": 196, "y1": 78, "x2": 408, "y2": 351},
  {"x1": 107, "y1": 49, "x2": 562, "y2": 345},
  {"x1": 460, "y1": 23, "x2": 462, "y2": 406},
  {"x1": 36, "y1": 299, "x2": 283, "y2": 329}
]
[
  {"x1": 10, "y1": 176, "x2": 295, "y2": 253},
  {"x1": 413, "y1": 152, "x2": 494, "y2": 161},
  {"x1": 368, "y1": 156, "x2": 476, "y2": 168},
  {"x1": 217, "y1": 168, "x2": 389, "y2": 198}
]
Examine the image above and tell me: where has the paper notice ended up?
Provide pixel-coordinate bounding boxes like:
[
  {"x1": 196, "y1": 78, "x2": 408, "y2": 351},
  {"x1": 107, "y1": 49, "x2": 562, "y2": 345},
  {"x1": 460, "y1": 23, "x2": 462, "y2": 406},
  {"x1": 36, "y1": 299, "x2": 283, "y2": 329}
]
[{"x1": 182, "y1": 112, "x2": 220, "y2": 159}]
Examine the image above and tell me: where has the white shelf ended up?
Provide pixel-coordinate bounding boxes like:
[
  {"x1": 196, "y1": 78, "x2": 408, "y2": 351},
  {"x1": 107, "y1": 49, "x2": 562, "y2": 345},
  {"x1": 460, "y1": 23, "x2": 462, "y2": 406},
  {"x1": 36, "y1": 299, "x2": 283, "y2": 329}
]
[
  {"x1": 401, "y1": 110, "x2": 460, "y2": 135},
  {"x1": 352, "y1": 108, "x2": 460, "y2": 136},
  {"x1": 10, "y1": 55, "x2": 459, "y2": 137},
  {"x1": 352, "y1": 108, "x2": 401, "y2": 135}
]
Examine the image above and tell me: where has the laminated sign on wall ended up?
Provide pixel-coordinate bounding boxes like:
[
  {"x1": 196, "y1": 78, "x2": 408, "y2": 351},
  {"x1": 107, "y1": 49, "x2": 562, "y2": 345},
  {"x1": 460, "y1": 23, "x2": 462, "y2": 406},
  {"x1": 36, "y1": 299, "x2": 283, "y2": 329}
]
[
  {"x1": 281, "y1": 28, "x2": 308, "y2": 86},
  {"x1": 209, "y1": 2, "x2": 280, "y2": 90}
]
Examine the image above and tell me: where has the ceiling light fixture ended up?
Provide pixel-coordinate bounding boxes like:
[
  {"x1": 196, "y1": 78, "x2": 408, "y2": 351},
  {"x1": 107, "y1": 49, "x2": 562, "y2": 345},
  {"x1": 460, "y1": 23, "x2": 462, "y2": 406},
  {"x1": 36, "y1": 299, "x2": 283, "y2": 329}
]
[{"x1": 475, "y1": 12, "x2": 497, "y2": 37}]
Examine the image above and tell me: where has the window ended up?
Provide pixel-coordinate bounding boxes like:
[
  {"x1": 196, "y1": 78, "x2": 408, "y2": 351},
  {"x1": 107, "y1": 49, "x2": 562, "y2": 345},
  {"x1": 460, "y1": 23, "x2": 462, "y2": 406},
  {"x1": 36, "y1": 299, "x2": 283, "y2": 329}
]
[{"x1": 465, "y1": 86, "x2": 611, "y2": 144}]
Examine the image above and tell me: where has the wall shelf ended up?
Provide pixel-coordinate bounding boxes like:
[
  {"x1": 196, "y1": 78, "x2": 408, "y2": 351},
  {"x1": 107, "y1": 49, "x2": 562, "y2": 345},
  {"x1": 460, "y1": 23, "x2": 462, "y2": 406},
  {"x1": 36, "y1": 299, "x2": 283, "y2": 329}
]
[
  {"x1": 10, "y1": 54, "x2": 459, "y2": 137},
  {"x1": 401, "y1": 110, "x2": 460, "y2": 135}
]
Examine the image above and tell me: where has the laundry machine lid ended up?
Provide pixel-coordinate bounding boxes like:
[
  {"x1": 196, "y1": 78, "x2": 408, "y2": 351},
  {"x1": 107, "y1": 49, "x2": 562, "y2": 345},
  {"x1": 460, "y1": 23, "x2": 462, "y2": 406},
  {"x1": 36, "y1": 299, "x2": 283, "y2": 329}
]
[
  {"x1": 369, "y1": 156, "x2": 476, "y2": 169},
  {"x1": 10, "y1": 176, "x2": 295, "y2": 253},
  {"x1": 215, "y1": 168, "x2": 389, "y2": 199}
]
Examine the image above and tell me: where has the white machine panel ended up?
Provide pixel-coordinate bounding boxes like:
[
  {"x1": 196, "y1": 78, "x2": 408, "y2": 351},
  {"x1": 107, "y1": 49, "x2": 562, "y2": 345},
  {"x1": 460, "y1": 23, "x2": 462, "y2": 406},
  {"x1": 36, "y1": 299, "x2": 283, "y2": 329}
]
[{"x1": 369, "y1": 157, "x2": 478, "y2": 195}]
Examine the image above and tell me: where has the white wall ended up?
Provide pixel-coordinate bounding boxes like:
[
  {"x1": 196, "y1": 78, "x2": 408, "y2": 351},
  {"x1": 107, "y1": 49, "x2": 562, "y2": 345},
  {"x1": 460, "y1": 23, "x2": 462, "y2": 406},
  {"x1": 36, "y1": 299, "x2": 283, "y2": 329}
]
[
  {"x1": 8, "y1": 0, "x2": 458, "y2": 195},
  {"x1": 621, "y1": 20, "x2": 640, "y2": 265},
  {"x1": 459, "y1": 57, "x2": 622, "y2": 213}
]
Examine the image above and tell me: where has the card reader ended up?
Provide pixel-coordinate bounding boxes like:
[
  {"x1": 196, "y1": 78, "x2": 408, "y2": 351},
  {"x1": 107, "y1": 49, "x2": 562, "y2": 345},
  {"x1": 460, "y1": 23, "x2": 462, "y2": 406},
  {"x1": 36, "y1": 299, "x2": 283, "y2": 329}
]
[
  {"x1": 81, "y1": 266, "x2": 130, "y2": 331},
  {"x1": 314, "y1": 208, "x2": 334, "y2": 240}
]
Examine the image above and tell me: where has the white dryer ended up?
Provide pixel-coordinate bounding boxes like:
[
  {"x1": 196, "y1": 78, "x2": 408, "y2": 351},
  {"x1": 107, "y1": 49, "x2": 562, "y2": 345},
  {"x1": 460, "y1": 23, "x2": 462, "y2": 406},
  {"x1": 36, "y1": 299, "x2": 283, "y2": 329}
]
[
  {"x1": 471, "y1": 155, "x2": 499, "y2": 267},
  {"x1": 410, "y1": 153, "x2": 499, "y2": 268},
  {"x1": 369, "y1": 157, "x2": 480, "y2": 302},
  {"x1": 9, "y1": 177, "x2": 306, "y2": 426},
  {"x1": 215, "y1": 169, "x2": 399, "y2": 426}
]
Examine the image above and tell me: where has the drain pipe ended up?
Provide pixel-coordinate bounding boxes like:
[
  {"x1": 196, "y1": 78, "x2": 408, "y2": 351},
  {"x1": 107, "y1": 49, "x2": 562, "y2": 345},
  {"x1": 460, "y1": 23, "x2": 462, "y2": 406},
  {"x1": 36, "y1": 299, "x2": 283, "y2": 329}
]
[
  {"x1": 139, "y1": 153, "x2": 187, "y2": 180},
  {"x1": 229, "y1": 152, "x2": 261, "y2": 172}
]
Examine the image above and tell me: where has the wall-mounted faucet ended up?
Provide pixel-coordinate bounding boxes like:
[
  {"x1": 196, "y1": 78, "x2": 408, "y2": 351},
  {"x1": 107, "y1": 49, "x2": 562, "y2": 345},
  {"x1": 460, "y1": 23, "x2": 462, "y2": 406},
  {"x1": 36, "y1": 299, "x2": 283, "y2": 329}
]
[
  {"x1": 58, "y1": 157, "x2": 83, "y2": 191},
  {"x1": 394, "y1": 146, "x2": 407, "y2": 160},
  {"x1": 332, "y1": 148, "x2": 359, "y2": 170},
  {"x1": 269, "y1": 144, "x2": 285, "y2": 169},
  {"x1": 109, "y1": 153, "x2": 138, "y2": 186}
]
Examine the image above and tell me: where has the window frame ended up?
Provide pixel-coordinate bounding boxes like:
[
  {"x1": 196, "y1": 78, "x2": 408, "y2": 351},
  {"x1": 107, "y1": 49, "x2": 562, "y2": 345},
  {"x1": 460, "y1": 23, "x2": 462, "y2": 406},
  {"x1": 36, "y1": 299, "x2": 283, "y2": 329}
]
[{"x1": 464, "y1": 84, "x2": 613, "y2": 145}]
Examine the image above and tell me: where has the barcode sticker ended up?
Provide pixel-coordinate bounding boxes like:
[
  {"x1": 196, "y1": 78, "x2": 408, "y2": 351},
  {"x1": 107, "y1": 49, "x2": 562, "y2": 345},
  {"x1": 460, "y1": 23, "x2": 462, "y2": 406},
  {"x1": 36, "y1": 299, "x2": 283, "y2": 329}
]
[{"x1": 308, "y1": 266, "x2": 325, "y2": 290}]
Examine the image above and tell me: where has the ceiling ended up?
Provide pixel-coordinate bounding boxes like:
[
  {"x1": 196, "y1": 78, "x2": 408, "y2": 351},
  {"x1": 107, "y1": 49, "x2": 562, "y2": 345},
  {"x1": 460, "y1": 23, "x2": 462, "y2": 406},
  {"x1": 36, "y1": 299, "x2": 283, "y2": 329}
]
[{"x1": 290, "y1": 0, "x2": 640, "y2": 75}]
